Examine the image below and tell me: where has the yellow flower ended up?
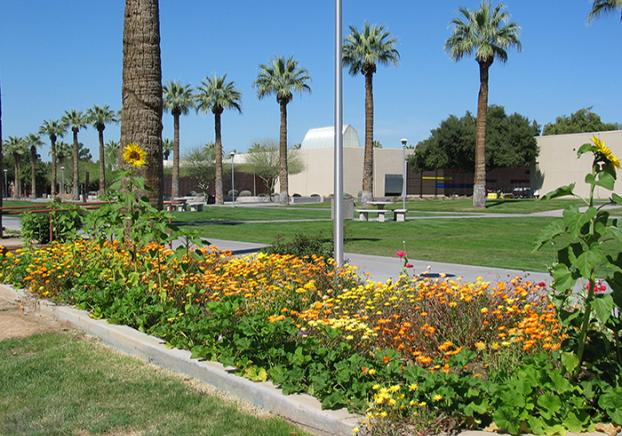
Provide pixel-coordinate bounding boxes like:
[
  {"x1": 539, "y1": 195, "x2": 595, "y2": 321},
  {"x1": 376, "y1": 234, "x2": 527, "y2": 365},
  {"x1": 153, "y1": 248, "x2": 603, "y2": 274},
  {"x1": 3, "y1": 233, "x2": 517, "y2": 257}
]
[
  {"x1": 593, "y1": 136, "x2": 620, "y2": 168},
  {"x1": 475, "y1": 341, "x2": 486, "y2": 351},
  {"x1": 408, "y1": 383, "x2": 418, "y2": 392},
  {"x1": 122, "y1": 143, "x2": 147, "y2": 168},
  {"x1": 432, "y1": 394, "x2": 443, "y2": 402},
  {"x1": 368, "y1": 369, "x2": 377, "y2": 376}
]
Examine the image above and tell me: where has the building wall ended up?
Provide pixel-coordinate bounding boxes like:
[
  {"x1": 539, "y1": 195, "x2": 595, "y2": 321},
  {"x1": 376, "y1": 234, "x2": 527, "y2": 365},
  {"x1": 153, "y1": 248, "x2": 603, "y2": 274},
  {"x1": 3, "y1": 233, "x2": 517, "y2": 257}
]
[
  {"x1": 288, "y1": 147, "x2": 408, "y2": 198},
  {"x1": 534, "y1": 130, "x2": 622, "y2": 199}
]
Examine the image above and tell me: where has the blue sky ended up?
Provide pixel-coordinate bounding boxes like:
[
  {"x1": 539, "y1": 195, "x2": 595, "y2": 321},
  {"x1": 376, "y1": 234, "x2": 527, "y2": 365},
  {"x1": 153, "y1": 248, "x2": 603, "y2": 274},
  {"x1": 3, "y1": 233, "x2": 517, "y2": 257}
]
[{"x1": 1, "y1": 0, "x2": 620, "y2": 161}]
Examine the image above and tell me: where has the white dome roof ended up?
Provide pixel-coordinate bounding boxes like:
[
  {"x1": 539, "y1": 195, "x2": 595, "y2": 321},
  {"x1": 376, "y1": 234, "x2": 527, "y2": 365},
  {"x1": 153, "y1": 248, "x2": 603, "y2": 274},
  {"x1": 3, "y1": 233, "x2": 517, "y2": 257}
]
[{"x1": 300, "y1": 125, "x2": 360, "y2": 149}]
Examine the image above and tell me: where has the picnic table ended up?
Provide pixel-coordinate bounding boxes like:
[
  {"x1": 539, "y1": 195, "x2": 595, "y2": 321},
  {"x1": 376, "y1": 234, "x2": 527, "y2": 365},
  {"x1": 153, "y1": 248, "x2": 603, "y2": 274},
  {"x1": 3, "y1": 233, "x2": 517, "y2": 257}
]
[{"x1": 367, "y1": 201, "x2": 392, "y2": 210}]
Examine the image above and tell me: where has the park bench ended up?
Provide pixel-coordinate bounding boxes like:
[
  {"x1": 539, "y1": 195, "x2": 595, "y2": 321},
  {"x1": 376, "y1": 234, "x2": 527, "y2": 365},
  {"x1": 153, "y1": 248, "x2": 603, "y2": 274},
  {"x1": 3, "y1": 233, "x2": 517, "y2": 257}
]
[
  {"x1": 165, "y1": 199, "x2": 187, "y2": 212},
  {"x1": 393, "y1": 209, "x2": 407, "y2": 222},
  {"x1": 188, "y1": 202, "x2": 204, "y2": 212},
  {"x1": 356, "y1": 209, "x2": 387, "y2": 222}
]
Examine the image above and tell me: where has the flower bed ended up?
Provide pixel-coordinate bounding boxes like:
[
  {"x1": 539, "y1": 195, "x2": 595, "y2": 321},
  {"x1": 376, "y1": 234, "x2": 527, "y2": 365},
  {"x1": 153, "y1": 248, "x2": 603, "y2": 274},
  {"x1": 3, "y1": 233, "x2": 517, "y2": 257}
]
[{"x1": 1, "y1": 240, "x2": 619, "y2": 435}]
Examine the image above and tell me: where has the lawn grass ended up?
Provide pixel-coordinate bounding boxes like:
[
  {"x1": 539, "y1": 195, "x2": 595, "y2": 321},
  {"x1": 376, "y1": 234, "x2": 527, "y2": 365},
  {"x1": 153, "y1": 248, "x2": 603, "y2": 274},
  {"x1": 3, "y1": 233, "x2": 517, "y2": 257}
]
[
  {"x1": 173, "y1": 205, "x2": 330, "y2": 222},
  {"x1": 0, "y1": 332, "x2": 304, "y2": 436},
  {"x1": 289, "y1": 198, "x2": 587, "y2": 214},
  {"x1": 182, "y1": 217, "x2": 559, "y2": 272}
]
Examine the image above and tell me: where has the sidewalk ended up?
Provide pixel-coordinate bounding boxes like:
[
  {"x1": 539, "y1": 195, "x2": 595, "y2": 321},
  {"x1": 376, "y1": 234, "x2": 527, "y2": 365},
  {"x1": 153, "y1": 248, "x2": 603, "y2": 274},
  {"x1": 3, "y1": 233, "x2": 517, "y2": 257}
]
[{"x1": 202, "y1": 238, "x2": 550, "y2": 284}]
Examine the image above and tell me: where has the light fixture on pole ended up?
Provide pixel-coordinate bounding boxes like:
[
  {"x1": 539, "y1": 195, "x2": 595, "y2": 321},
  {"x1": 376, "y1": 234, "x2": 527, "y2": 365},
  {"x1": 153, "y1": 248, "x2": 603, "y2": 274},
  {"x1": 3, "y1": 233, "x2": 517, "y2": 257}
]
[
  {"x1": 230, "y1": 151, "x2": 235, "y2": 204},
  {"x1": 333, "y1": 0, "x2": 344, "y2": 267},
  {"x1": 401, "y1": 138, "x2": 408, "y2": 211},
  {"x1": 3, "y1": 169, "x2": 7, "y2": 199}
]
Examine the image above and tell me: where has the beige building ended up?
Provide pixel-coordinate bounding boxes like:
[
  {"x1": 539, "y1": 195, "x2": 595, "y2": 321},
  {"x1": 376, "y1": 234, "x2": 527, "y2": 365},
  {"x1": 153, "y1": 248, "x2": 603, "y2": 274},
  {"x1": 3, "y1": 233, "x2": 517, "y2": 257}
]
[
  {"x1": 534, "y1": 130, "x2": 622, "y2": 199},
  {"x1": 288, "y1": 125, "x2": 409, "y2": 198}
]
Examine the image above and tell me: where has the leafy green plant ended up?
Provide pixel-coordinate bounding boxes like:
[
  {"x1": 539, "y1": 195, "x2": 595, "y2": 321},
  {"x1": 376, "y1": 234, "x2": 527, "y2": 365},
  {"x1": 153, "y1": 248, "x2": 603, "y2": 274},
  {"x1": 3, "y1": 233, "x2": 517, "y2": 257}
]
[
  {"x1": 21, "y1": 201, "x2": 84, "y2": 244},
  {"x1": 264, "y1": 233, "x2": 334, "y2": 259},
  {"x1": 535, "y1": 136, "x2": 622, "y2": 370}
]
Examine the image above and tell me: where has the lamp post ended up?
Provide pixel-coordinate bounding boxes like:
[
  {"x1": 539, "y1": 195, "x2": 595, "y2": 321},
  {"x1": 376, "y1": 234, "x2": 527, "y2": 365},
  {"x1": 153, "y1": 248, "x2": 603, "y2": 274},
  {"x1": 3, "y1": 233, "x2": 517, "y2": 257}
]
[
  {"x1": 333, "y1": 0, "x2": 344, "y2": 267},
  {"x1": 3, "y1": 169, "x2": 7, "y2": 199},
  {"x1": 60, "y1": 166, "x2": 65, "y2": 196},
  {"x1": 401, "y1": 138, "x2": 408, "y2": 211},
  {"x1": 230, "y1": 151, "x2": 235, "y2": 204}
]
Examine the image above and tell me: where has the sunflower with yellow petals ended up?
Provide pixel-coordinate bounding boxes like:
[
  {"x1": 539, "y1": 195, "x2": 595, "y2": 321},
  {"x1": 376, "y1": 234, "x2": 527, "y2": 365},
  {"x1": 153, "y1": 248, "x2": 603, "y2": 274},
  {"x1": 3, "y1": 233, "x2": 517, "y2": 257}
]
[
  {"x1": 592, "y1": 136, "x2": 620, "y2": 169},
  {"x1": 122, "y1": 143, "x2": 147, "y2": 168}
]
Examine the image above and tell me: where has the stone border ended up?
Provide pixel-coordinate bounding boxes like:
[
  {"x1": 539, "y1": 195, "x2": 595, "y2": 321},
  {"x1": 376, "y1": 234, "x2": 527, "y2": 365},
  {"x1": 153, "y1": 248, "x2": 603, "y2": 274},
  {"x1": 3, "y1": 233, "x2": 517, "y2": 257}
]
[{"x1": 0, "y1": 284, "x2": 360, "y2": 435}]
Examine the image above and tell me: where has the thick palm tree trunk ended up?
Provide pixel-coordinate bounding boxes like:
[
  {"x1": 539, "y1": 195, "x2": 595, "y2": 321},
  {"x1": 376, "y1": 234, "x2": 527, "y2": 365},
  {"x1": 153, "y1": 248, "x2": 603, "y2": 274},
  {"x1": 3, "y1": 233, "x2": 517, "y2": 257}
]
[
  {"x1": 473, "y1": 61, "x2": 490, "y2": 209},
  {"x1": 98, "y1": 127, "x2": 106, "y2": 195},
  {"x1": 50, "y1": 137, "x2": 57, "y2": 197},
  {"x1": 214, "y1": 110, "x2": 224, "y2": 205},
  {"x1": 278, "y1": 100, "x2": 289, "y2": 205},
  {"x1": 72, "y1": 129, "x2": 79, "y2": 200},
  {"x1": 120, "y1": 0, "x2": 164, "y2": 209},
  {"x1": 361, "y1": 71, "x2": 375, "y2": 204},
  {"x1": 30, "y1": 146, "x2": 37, "y2": 198},
  {"x1": 171, "y1": 112, "x2": 180, "y2": 198}
]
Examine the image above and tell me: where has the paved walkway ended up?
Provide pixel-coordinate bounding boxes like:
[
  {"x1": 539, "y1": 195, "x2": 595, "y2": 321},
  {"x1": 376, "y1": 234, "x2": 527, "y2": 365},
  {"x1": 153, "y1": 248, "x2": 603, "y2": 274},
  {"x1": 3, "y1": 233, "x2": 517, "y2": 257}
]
[{"x1": 202, "y1": 238, "x2": 550, "y2": 284}]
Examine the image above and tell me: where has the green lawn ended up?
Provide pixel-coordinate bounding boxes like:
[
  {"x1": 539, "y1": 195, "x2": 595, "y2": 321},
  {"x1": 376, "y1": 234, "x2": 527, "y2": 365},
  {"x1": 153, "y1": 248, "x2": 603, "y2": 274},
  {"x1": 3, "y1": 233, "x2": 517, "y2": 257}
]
[
  {"x1": 0, "y1": 332, "x2": 303, "y2": 435},
  {"x1": 181, "y1": 217, "x2": 559, "y2": 272},
  {"x1": 290, "y1": 198, "x2": 587, "y2": 214},
  {"x1": 173, "y1": 206, "x2": 331, "y2": 222}
]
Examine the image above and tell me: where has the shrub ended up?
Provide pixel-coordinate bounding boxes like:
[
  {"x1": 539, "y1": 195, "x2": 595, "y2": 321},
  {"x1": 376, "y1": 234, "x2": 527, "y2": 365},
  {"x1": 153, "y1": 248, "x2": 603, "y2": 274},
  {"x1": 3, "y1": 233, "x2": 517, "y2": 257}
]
[
  {"x1": 21, "y1": 202, "x2": 84, "y2": 244},
  {"x1": 264, "y1": 233, "x2": 334, "y2": 259}
]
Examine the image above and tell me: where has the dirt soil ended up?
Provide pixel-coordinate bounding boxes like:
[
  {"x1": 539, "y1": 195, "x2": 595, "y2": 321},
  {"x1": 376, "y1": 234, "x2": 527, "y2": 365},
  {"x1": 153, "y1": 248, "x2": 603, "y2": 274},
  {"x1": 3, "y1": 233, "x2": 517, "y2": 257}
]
[{"x1": 0, "y1": 286, "x2": 64, "y2": 341}]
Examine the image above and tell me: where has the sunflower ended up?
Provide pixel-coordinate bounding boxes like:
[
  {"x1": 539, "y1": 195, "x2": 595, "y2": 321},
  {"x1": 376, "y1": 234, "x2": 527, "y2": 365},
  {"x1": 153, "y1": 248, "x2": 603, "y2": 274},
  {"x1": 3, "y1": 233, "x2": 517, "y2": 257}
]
[
  {"x1": 592, "y1": 136, "x2": 620, "y2": 169},
  {"x1": 122, "y1": 143, "x2": 147, "y2": 168}
]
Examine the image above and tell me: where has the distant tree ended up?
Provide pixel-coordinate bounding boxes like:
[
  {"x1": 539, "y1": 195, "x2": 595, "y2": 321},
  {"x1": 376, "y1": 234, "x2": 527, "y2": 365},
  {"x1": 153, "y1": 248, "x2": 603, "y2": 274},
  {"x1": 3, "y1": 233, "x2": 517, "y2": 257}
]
[
  {"x1": 62, "y1": 110, "x2": 87, "y2": 199},
  {"x1": 183, "y1": 143, "x2": 215, "y2": 195},
  {"x1": 104, "y1": 140, "x2": 120, "y2": 173},
  {"x1": 412, "y1": 106, "x2": 539, "y2": 170},
  {"x1": 373, "y1": 140, "x2": 383, "y2": 149},
  {"x1": 589, "y1": 0, "x2": 622, "y2": 21},
  {"x1": 24, "y1": 134, "x2": 43, "y2": 198},
  {"x1": 343, "y1": 23, "x2": 399, "y2": 203},
  {"x1": 543, "y1": 108, "x2": 620, "y2": 135},
  {"x1": 163, "y1": 81, "x2": 193, "y2": 198},
  {"x1": 5, "y1": 136, "x2": 27, "y2": 197},
  {"x1": 78, "y1": 143, "x2": 93, "y2": 161},
  {"x1": 446, "y1": 1, "x2": 521, "y2": 208},
  {"x1": 291, "y1": 143, "x2": 302, "y2": 150},
  {"x1": 245, "y1": 141, "x2": 303, "y2": 197},
  {"x1": 195, "y1": 75, "x2": 242, "y2": 205},
  {"x1": 162, "y1": 138, "x2": 173, "y2": 161},
  {"x1": 39, "y1": 119, "x2": 67, "y2": 197},
  {"x1": 86, "y1": 105, "x2": 118, "y2": 194},
  {"x1": 254, "y1": 57, "x2": 311, "y2": 204}
]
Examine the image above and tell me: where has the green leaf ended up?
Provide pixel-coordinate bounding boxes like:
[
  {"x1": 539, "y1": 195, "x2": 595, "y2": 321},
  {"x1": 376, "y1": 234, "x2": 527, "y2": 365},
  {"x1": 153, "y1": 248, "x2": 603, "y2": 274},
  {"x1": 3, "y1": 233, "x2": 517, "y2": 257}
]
[
  {"x1": 585, "y1": 173, "x2": 596, "y2": 186},
  {"x1": 537, "y1": 393, "x2": 561, "y2": 417},
  {"x1": 560, "y1": 352, "x2": 580, "y2": 374},
  {"x1": 592, "y1": 294, "x2": 614, "y2": 324},
  {"x1": 612, "y1": 193, "x2": 622, "y2": 205},
  {"x1": 596, "y1": 171, "x2": 615, "y2": 191},
  {"x1": 598, "y1": 387, "x2": 622, "y2": 425},
  {"x1": 534, "y1": 220, "x2": 566, "y2": 251},
  {"x1": 577, "y1": 143, "x2": 596, "y2": 156},
  {"x1": 542, "y1": 183, "x2": 575, "y2": 200},
  {"x1": 551, "y1": 264, "x2": 576, "y2": 292},
  {"x1": 575, "y1": 248, "x2": 606, "y2": 278}
]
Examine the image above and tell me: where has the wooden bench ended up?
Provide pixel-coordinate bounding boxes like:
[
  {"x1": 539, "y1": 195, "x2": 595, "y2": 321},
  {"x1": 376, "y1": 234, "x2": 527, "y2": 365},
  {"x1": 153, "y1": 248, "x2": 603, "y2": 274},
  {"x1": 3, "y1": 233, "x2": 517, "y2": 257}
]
[
  {"x1": 356, "y1": 209, "x2": 387, "y2": 222},
  {"x1": 393, "y1": 209, "x2": 407, "y2": 222},
  {"x1": 188, "y1": 202, "x2": 204, "y2": 212}
]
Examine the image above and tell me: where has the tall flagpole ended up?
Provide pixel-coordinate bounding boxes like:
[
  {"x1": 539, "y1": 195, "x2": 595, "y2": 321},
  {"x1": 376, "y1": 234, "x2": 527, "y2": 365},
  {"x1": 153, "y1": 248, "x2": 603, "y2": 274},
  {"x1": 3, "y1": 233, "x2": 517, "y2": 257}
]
[{"x1": 333, "y1": 0, "x2": 344, "y2": 267}]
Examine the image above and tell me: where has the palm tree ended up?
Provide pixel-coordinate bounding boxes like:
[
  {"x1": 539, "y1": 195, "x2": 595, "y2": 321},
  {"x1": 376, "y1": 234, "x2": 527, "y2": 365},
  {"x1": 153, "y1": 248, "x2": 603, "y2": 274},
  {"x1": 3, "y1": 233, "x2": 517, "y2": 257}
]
[
  {"x1": 121, "y1": 0, "x2": 164, "y2": 208},
  {"x1": 61, "y1": 110, "x2": 87, "y2": 200},
  {"x1": 445, "y1": 1, "x2": 521, "y2": 208},
  {"x1": 5, "y1": 137, "x2": 27, "y2": 198},
  {"x1": 163, "y1": 82, "x2": 193, "y2": 199},
  {"x1": 86, "y1": 105, "x2": 118, "y2": 195},
  {"x1": 24, "y1": 134, "x2": 43, "y2": 198},
  {"x1": 254, "y1": 57, "x2": 311, "y2": 204},
  {"x1": 343, "y1": 23, "x2": 399, "y2": 204},
  {"x1": 589, "y1": 0, "x2": 622, "y2": 21},
  {"x1": 162, "y1": 138, "x2": 173, "y2": 160},
  {"x1": 104, "y1": 140, "x2": 120, "y2": 173},
  {"x1": 343, "y1": 23, "x2": 400, "y2": 203},
  {"x1": 39, "y1": 119, "x2": 67, "y2": 197},
  {"x1": 195, "y1": 75, "x2": 242, "y2": 205}
]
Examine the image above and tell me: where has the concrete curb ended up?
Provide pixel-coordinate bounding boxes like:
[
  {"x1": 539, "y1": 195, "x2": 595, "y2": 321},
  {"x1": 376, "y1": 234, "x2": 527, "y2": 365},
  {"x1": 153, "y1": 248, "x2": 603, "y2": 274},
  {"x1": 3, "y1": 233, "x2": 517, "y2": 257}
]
[{"x1": 0, "y1": 284, "x2": 360, "y2": 436}]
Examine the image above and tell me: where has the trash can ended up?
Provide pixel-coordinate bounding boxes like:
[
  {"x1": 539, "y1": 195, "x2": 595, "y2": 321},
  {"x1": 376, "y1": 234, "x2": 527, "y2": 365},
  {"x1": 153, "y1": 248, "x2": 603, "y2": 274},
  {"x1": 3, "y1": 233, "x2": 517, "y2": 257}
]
[{"x1": 331, "y1": 197, "x2": 354, "y2": 220}]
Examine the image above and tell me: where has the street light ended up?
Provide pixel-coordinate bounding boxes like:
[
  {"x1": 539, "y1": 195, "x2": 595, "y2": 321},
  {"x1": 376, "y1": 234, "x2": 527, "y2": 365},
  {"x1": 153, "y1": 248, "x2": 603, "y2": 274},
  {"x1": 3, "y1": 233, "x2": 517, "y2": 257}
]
[
  {"x1": 3, "y1": 169, "x2": 7, "y2": 199},
  {"x1": 333, "y1": 0, "x2": 344, "y2": 267},
  {"x1": 401, "y1": 138, "x2": 408, "y2": 211},
  {"x1": 60, "y1": 166, "x2": 65, "y2": 196},
  {"x1": 230, "y1": 151, "x2": 235, "y2": 204}
]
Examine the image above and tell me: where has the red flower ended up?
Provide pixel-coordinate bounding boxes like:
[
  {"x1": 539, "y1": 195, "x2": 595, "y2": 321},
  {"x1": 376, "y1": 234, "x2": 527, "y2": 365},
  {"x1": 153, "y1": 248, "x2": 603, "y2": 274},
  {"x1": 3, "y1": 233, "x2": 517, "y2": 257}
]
[
  {"x1": 537, "y1": 281, "x2": 547, "y2": 288},
  {"x1": 396, "y1": 250, "x2": 407, "y2": 258},
  {"x1": 405, "y1": 263, "x2": 414, "y2": 269}
]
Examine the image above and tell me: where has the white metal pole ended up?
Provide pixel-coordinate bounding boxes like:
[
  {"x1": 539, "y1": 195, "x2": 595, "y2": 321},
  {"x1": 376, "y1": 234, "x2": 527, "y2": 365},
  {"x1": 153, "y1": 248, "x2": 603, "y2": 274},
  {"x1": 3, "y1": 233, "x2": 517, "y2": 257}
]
[
  {"x1": 231, "y1": 153, "x2": 235, "y2": 204},
  {"x1": 333, "y1": 0, "x2": 344, "y2": 267},
  {"x1": 401, "y1": 138, "x2": 408, "y2": 210}
]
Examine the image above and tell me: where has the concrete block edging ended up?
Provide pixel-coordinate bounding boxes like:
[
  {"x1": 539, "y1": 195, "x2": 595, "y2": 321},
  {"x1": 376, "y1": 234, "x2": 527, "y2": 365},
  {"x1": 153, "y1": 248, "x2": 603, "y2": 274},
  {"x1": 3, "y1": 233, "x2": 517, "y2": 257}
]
[{"x1": 0, "y1": 284, "x2": 360, "y2": 435}]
